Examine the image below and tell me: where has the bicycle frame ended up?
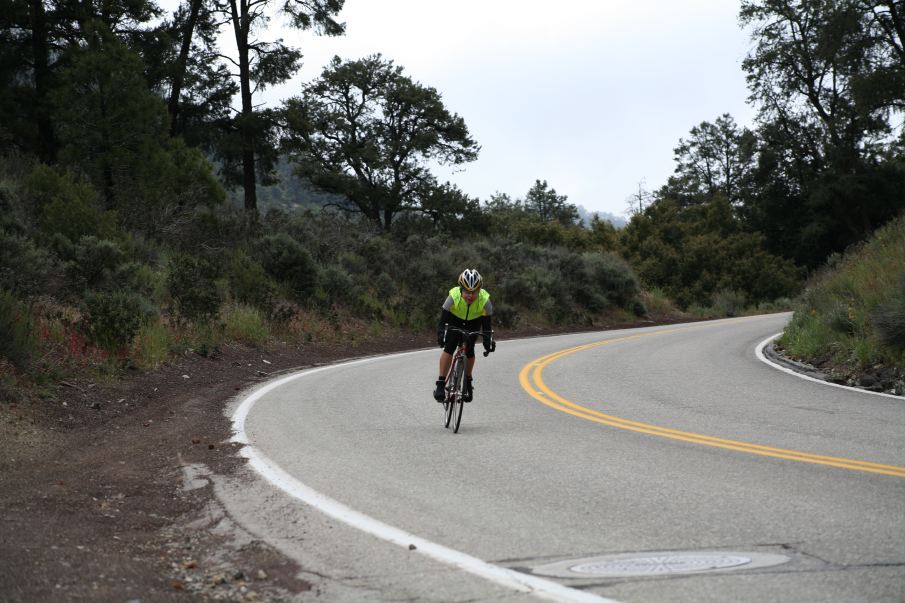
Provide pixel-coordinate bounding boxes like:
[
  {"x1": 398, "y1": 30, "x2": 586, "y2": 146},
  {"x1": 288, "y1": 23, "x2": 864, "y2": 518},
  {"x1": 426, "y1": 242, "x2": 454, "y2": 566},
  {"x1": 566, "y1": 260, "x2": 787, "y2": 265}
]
[{"x1": 440, "y1": 327, "x2": 491, "y2": 433}]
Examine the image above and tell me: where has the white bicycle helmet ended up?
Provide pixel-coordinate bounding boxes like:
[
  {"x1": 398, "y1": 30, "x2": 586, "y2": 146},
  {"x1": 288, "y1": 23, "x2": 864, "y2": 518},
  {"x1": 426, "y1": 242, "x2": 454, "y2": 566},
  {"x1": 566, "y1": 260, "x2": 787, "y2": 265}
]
[{"x1": 458, "y1": 268, "x2": 482, "y2": 291}]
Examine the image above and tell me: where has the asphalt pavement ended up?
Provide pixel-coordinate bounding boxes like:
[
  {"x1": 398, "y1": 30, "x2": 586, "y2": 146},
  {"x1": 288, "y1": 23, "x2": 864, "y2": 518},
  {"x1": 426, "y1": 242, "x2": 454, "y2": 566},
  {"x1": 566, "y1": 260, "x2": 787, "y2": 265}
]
[{"x1": 222, "y1": 314, "x2": 905, "y2": 602}]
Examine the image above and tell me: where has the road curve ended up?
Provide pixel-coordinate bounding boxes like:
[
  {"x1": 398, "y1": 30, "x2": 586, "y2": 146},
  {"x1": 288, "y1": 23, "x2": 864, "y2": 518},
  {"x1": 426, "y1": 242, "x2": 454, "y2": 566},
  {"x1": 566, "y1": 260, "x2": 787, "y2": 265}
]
[{"x1": 225, "y1": 314, "x2": 905, "y2": 602}]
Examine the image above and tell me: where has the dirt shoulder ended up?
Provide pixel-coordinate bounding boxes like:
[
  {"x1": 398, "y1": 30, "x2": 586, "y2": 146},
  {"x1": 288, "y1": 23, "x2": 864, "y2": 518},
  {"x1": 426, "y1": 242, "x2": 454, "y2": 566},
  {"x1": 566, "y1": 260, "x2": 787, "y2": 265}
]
[{"x1": 0, "y1": 318, "x2": 683, "y2": 602}]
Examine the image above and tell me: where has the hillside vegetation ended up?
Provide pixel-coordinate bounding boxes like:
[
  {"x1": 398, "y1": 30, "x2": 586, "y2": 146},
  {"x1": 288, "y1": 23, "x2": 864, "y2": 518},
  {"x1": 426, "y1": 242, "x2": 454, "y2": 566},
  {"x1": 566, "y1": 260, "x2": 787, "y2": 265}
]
[
  {"x1": 2, "y1": 0, "x2": 904, "y2": 396},
  {"x1": 0, "y1": 157, "x2": 679, "y2": 397},
  {"x1": 779, "y1": 213, "x2": 905, "y2": 392}
]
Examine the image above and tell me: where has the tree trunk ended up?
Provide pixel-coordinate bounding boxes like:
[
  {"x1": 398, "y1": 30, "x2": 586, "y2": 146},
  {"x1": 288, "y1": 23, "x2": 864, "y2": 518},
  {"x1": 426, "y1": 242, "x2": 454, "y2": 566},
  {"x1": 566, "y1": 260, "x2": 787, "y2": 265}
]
[
  {"x1": 30, "y1": 0, "x2": 55, "y2": 162},
  {"x1": 229, "y1": 0, "x2": 257, "y2": 212},
  {"x1": 168, "y1": 0, "x2": 202, "y2": 137}
]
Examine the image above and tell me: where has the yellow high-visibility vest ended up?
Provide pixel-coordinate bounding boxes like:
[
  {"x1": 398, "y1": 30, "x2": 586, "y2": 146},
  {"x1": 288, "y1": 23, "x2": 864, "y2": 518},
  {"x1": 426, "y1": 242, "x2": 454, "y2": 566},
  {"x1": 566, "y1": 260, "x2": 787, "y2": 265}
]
[{"x1": 448, "y1": 287, "x2": 490, "y2": 321}]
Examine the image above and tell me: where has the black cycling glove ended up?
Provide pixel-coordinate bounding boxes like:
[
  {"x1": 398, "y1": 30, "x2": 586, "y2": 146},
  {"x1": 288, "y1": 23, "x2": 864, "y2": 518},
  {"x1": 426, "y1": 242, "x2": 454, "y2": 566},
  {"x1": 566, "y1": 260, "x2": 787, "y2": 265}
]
[{"x1": 482, "y1": 333, "x2": 496, "y2": 353}]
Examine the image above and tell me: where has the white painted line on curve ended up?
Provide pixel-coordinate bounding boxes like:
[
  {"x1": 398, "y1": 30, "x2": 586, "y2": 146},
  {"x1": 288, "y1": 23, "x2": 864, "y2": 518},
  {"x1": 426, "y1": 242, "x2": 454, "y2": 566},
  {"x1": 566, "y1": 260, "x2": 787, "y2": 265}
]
[
  {"x1": 231, "y1": 352, "x2": 620, "y2": 603},
  {"x1": 755, "y1": 333, "x2": 902, "y2": 400}
]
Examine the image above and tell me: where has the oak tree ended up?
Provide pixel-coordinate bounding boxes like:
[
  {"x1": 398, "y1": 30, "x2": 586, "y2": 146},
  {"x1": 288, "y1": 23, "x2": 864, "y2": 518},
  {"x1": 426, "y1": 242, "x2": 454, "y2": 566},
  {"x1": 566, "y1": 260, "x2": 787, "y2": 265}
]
[{"x1": 282, "y1": 54, "x2": 479, "y2": 230}]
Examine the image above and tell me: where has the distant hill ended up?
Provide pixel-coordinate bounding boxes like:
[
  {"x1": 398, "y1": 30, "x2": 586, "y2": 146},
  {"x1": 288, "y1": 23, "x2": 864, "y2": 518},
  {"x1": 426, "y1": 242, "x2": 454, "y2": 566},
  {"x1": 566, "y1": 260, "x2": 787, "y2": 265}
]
[
  {"x1": 576, "y1": 205, "x2": 627, "y2": 229},
  {"x1": 229, "y1": 165, "x2": 630, "y2": 229},
  {"x1": 227, "y1": 157, "x2": 347, "y2": 211}
]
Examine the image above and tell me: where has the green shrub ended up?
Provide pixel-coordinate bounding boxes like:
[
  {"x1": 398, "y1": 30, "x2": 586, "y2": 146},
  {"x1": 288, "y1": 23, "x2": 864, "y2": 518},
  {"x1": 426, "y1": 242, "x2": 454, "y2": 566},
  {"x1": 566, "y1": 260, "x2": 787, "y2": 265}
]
[
  {"x1": 0, "y1": 178, "x2": 27, "y2": 232},
  {"x1": 167, "y1": 254, "x2": 222, "y2": 321},
  {"x1": 756, "y1": 297, "x2": 793, "y2": 312},
  {"x1": 712, "y1": 289, "x2": 747, "y2": 318},
  {"x1": 780, "y1": 311, "x2": 837, "y2": 361},
  {"x1": 159, "y1": 139, "x2": 226, "y2": 209},
  {"x1": 255, "y1": 233, "x2": 318, "y2": 299},
  {"x1": 115, "y1": 261, "x2": 166, "y2": 304},
  {"x1": 0, "y1": 231, "x2": 63, "y2": 296},
  {"x1": 642, "y1": 288, "x2": 679, "y2": 318},
  {"x1": 826, "y1": 301, "x2": 857, "y2": 336},
  {"x1": 357, "y1": 236, "x2": 394, "y2": 272},
  {"x1": 686, "y1": 304, "x2": 714, "y2": 318},
  {"x1": 373, "y1": 272, "x2": 395, "y2": 300},
  {"x1": 41, "y1": 194, "x2": 118, "y2": 244},
  {"x1": 781, "y1": 215, "x2": 905, "y2": 371},
  {"x1": 26, "y1": 165, "x2": 118, "y2": 242},
  {"x1": 317, "y1": 265, "x2": 356, "y2": 306},
  {"x1": 164, "y1": 206, "x2": 257, "y2": 257},
  {"x1": 65, "y1": 236, "x2": 125, "y2": 290},
  {"x1": 82, "y1": 290, "x2": 149, "y2": 352},
  {"x1": 223, "y1": 304, "x2": 269, "y2": 347},
  {"x1": 133, "y1": 319, "x2": 172, "y2": 369},
  {"x1": 190, "y1": 322, "x2": 224, "y2": 358},
  {"x1": 872, "y1": 297, "x2": 905, "y2": 351},
  {"x1": 630, "y1": 298, "x2": 647, "y2": 317},
  {"x1": 269, "y1": 300, "x2": 299, "y2": 323},
  {"x1": 339, "y1": 252, "x2": 367, "y2": 275},
  {"x1": 492, "y1": 302, "x2": 520, "y2": 328},
  {"x1": 582, "y1": 252, "x2": 643, "y2": 313},
  {"x1": 0, "y1": 291, "x2": 35, "y2": 369},
  {"x1": 228, "y1": 252, "x2": 278, "y2": 311}
]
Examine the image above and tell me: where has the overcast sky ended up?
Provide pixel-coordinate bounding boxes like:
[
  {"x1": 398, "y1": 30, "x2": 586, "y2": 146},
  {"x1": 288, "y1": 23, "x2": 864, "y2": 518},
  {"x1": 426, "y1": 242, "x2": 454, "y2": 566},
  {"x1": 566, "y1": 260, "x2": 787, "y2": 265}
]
[{"x1": 203, "y1": 1, "x2": 758, "y2": 218}]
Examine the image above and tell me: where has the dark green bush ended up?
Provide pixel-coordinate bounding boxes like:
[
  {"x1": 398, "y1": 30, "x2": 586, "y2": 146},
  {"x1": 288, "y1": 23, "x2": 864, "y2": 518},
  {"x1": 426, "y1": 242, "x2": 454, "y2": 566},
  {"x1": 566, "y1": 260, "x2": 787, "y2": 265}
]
[
  {"x1": 0, "y1": 231, "x2": 63, "y2": 296},
  {"x1": 41, "y1": 194, "x2": 118, "y2": 244},
  {"x1": 269, "y1": 300, "x2": 299, "y2": 323},
  {"x1": 228, "y1": 252, "x2": 278, "y2": 311},
  {"x1": 339, "y1": 252, "x2": 368, "y2": 276},
  {"x1": 712, "y1": 289, "x2": 748, "y2": 318},
  {"x1": 82, "y1": 289, "x2": 148, "y2": 352},
  {"x1": 373, "y1": 272, "x2": 396, "y2": 300},
  {"x1": 26, "y1": 165, "x2": 118, "y2": 243},
  {"x1": 112, "y1": 261, "x2": 163, "y2": 302},
  {"x1": 65, "y1": 236, "x2": 125, "y2": 290},
  {"x1": 584, "y1": 252, "x2": 643, "y2": 311},
  {"x1": 872, "y1": 279, "x2": 905, "y2": 350},
  {"x1": 165, "y1": 206, "x2": 256, "y2": 256},
  {"x1": 357, "y1": 236, "x2": 394, "y2": 274},
  {"x1": 0, "y1": 181, "x2": 28, "y2": 234},
  {"x1": 826, "y1": 301, "x2": 857, "y2": 336},
  {"x1": 255, "y1": 233, "x2": 318, "y2": 299},
  {"x1": 318, "y1": 265, "x2": 356, "y2": 305},
  {"x1": 167, "y1": 254, "x2": 222, "y2": 321},
  {"x1": 492, "y1": 302, "x2": 520, "y2": 328},
  {"x1": 0, "y1": 290, "x2": 35, "y2": 369},
  {"x1": 0, "y1": 180, "x2": 66, "y2": 296}
]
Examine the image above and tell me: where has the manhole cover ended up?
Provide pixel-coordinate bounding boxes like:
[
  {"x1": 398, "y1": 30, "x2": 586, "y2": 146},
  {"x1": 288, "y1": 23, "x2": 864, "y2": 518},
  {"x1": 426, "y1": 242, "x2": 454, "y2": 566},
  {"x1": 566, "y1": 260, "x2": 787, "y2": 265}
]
[
  {"x1": 572, "y1": 554, "x2": 751, "y2": 576},
  {"x1": 532, "y1": 551, "x2": 790, "y2": 578}
]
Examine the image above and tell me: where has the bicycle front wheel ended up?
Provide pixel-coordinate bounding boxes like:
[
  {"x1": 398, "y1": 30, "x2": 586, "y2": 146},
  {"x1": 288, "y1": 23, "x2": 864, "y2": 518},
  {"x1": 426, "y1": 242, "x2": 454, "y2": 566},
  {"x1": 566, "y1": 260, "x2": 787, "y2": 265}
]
[
  {"x1": 450, "y1": 356, "x2": 466, "y2": 433},
  {"x1": 442, "y1": 395, "x2": 451, "y2": 426},
  {"x1": 445, "y1": 356, "x2": 464, "y2": 429},
  {"x1": 452, "y1": 383, "x2": 464, "y2": 433}
]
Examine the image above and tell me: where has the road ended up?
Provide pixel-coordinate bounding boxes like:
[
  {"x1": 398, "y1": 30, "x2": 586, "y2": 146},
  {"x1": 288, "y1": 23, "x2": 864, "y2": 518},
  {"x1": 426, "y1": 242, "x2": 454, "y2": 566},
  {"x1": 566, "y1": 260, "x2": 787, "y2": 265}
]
[{"x1": 222, "y1": 314, "x2": 905, "y2": 602}]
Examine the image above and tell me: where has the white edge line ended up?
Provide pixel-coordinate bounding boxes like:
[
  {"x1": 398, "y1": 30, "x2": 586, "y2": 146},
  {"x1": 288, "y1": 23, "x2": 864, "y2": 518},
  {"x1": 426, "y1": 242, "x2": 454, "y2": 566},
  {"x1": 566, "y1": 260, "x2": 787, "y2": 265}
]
[
  {"x1": 230, "y1": 352, "x2": 619, "y2": 603},
  {"x1": 755, "y1": 333, "x2": 903, "y2": 400}
]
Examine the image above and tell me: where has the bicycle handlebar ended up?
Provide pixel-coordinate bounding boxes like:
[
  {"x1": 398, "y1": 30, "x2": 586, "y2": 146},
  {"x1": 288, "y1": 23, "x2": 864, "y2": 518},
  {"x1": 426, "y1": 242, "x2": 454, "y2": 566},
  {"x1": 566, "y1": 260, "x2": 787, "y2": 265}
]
[{"x1": 442, "y1": 326, "x2": 495, "y2": 357}]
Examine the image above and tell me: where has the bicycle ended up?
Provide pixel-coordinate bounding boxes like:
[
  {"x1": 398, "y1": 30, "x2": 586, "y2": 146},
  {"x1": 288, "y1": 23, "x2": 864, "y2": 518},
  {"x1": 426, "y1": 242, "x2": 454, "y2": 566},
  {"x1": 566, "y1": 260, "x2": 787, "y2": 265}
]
[{"x1": 439, "y1": 326, "x2": 493, "y2": 433}]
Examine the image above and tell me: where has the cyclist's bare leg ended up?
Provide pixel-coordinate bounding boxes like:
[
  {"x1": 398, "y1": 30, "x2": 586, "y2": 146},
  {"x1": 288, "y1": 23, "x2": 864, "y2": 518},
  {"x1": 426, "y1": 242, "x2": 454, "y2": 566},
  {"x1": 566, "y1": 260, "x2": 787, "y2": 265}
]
[
  {"x1": 438, "y1": 351, "x2": 453, "y2": 377},
  {"x1": 466, "y1": 356, "x2": 475, "y2": 377}
]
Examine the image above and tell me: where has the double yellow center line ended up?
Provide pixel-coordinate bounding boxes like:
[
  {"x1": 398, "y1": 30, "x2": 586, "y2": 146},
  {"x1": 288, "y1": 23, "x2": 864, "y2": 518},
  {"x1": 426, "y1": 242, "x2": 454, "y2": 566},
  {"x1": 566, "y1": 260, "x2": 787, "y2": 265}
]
[{"x1": 518, "y1": 328, "x2": 905, "y2": 478}]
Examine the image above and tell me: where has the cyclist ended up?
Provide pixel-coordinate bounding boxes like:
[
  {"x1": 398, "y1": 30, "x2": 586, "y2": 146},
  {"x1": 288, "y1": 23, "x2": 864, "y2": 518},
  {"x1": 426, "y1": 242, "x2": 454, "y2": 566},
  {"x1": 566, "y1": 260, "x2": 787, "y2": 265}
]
[{"x1": 433, "y1": 268, "x2": 496, "y2": 403}]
